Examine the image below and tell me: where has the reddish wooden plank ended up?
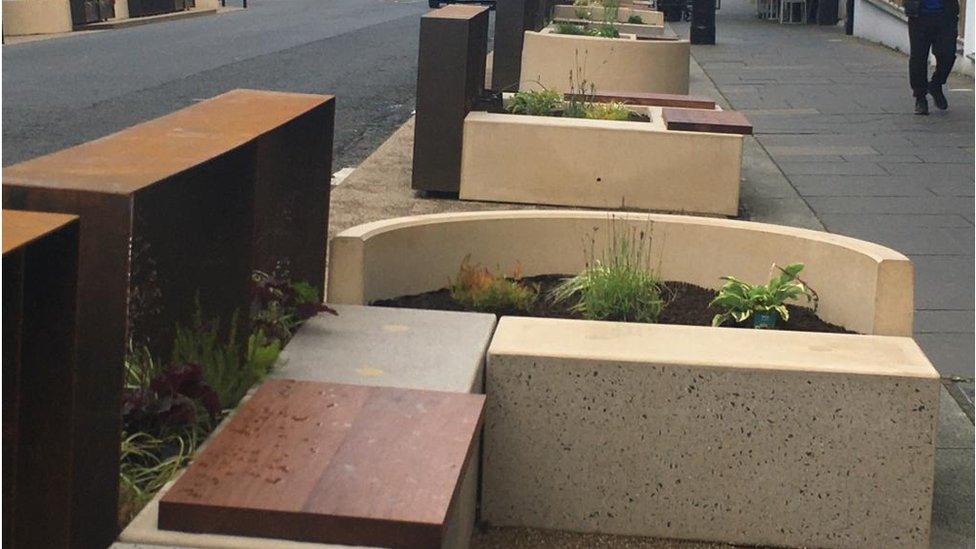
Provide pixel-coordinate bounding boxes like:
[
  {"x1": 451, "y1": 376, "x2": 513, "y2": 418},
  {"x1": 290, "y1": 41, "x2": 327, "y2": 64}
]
[
  {"x1": 573, "y1": 91, "x2": 716, "y2": 109},
  {"x1": 661, "y1": 108, "x2": 754, "y2": 135},
  {"x1": 158, "y1": 379, "x2": 485, "y2": 548}
]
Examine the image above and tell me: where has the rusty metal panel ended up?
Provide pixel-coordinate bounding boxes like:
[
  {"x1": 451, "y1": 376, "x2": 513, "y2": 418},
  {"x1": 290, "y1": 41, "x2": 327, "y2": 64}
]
[
  {"x1": 2, "y1": 210, "x2": 80, "y2": 549},
  {"x1": 2, "y1": 89, "x2": 334, "y2": 549},
  {"x1": 412, "y1": 5, "x2": 489, "y2": 193},
  {"x1": 251, "y1": 98, "x2": 334, "y2": 295}
]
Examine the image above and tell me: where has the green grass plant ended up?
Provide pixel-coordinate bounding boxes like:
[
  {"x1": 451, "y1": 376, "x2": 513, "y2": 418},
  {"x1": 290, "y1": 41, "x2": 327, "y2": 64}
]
[{"x1": 550, "y1": 220, "x2": 664, "y2": 323}]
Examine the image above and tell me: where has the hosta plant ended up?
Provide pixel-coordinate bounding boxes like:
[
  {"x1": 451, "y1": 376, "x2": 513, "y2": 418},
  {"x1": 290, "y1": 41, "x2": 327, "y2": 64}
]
[
  {"x1": 710, "y1": 262, "x2": 817, "y2": 328},
  {"x1": 450, "y1": 255, "x2": 538, "y2": 312}
]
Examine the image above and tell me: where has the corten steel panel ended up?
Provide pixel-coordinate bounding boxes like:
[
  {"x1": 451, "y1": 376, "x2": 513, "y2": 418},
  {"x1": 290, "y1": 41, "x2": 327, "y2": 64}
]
[
  {"x1": 491, "y1": 0, "x2": 553, "y2": 92},
  {"x1": 412, "y1": 5, "x2": 489, "y2": 193},
  {"x1": 129, "y1": 148, "x2": 257, "y2": 355},
  {"x1": 2, "y1": 210, "x2": 80, "y2": 549},
  {"x1": 158, "y1": 379, "x2": 485, "y2": 548},
  {"x1": 252, "y1": 99, "x2": 334, "y2": 292},
  {"x1": 3, "y1": 188, "x2": 136, "y2": 549},
  {"x1": 2, "y1": 88, "x2": 333, "y2": 549}
]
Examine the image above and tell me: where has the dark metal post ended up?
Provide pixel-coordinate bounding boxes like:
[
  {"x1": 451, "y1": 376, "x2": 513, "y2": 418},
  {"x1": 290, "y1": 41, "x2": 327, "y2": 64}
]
[
  {"x1": 412, "y1": 5, "x2": 489, "y2": 193},
  {"x1": 691, "y1": 0, "x2": 716, "y2": 44},
  {"x1": 845, "y1": 0, "x2": 854, "y2": 34},
  {"x1": 491, "y1": 0, "x2": 551, "y2": 92}
]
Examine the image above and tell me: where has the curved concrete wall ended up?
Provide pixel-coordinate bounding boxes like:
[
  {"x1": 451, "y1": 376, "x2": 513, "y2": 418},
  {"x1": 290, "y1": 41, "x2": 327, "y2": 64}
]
[
  {"x1": 327, "y1": 211, "x2": 914, "y2": 336},
  {"x1": 519, "y1": 30, "x2": 690, "y2": 94}
]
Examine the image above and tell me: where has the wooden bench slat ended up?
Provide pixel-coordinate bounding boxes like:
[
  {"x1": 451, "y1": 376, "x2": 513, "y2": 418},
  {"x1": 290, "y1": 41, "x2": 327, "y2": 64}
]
[
  {"x1": 661, "y1": 107, "x2": 754, "y2": 135},
  {"x1": 158, "y1": 379, "x2": 485, "y2": 548}
]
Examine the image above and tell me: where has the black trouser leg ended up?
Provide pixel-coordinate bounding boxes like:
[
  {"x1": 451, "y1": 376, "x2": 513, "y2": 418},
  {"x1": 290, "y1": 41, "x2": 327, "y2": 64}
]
[
  {"x1": 908, "y1": 17, "x2": 935, "y2": 97},
  {"x1": 930, "y1": 15, "x2": 959, "y2": 87}
]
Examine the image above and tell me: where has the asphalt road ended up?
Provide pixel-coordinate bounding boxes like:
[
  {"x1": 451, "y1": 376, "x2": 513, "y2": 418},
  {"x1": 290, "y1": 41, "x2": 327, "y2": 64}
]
[{"x1": 2, "y1": 0, "x2": 432, "y2": 168}]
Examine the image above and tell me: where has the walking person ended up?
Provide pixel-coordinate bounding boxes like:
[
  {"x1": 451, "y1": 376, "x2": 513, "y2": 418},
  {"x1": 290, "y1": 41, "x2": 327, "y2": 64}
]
[{"x1": 906, "y1": 0, "x2": 959, "y2": 114}]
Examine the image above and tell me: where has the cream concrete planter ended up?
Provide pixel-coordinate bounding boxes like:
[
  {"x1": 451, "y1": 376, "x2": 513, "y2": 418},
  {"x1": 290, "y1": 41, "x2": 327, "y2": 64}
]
[
  {"x1": 326, "y1": 211, "x2": 914, "y2": 336},
  {"x1": 482, "y1": 316, "x2": 939, "y2": 548},
  {"x1": 458, "y1": 104, "x2": 742, "y2": 215},
  {"x1": 326, "y1": 211, "x2": 931, "y2": 547},
  {"x1": 553, "y1": 4, "x2": 665, "y2": 26},
  {"x1": 551, "y1": 5, "x2": 667, "y2": 39},
  {"x1": 325, "y1": 211, "x2": 931, "y2": 546},
  {"x1": 519, "y1": 29, "x2": 690, "y2": 94}
]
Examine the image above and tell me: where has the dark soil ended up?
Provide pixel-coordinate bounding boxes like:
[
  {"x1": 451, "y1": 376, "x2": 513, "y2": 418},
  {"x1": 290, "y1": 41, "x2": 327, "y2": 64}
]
[{"x1": 372, "y1": 275, "x2": 854, "y2": 334}]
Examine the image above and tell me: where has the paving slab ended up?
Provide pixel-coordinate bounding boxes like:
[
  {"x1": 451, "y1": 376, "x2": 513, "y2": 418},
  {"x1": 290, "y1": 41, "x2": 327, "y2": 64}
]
[
  {"x1": 272, "y1": 305, "x2": 496, "y2": 393},
  {"x1": 911, "y1": 256, "x2": 975, "y2": 311},
  {"x1": 931, "y1": 448, "x2": 976, "y2": 549},
  {"x1": 915, "y1": 311, "x2": 976, "y2": 334},
  {"x1": 916, "y1": 333, "x2": 976, "y2": 380}
]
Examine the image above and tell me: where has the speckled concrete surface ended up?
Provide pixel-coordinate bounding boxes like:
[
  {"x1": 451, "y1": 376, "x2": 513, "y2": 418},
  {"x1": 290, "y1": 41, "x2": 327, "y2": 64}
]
[
  {"x1": 483, "y1": 318, "x2": 940, "y2": 549},
  {"x1": 272, "y1": 305, "x2": 496, "y2": 393},
  {"x1": 471, "y1": 525, "x2": 749, "y2": 548}
]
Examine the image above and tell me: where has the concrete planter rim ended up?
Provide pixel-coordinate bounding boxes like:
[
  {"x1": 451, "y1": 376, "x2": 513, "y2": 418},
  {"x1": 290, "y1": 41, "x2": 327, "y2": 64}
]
[{"x1": 333, "y1": 210, "x2": 909, "y2": 264}]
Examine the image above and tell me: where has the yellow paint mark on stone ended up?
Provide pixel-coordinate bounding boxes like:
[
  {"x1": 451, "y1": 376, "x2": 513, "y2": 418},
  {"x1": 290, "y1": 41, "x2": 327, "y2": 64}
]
[
  {"x1": 355, "y1": 366, "x2": 385, "y2": 377},
  {"x1": 383, "y1": 324, "x2": 410, "y2": 333}
]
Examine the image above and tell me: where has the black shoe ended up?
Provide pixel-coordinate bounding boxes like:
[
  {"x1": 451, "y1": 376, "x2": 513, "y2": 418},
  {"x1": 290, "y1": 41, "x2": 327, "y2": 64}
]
[
  {"x1": 914, "y1": 96, "x2": 929, "y2": 115},
  {"x1": 929, "y1": 85, "x2": 948, "y2": 110}
]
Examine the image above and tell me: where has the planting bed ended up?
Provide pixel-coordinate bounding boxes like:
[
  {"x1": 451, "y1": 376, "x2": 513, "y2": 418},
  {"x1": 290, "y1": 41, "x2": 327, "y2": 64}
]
[
  {"x1": 374, "y1": 276, "x2": 851, "y2": 333},
  {"x1": 327, "y1": 211, "x2": 913, "y2": 336}
]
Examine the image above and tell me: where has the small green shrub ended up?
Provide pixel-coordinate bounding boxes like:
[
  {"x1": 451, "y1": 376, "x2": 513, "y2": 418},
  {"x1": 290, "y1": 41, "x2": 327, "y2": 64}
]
[
  {"x1": 575, "y1": 6, "x2": 591, "y2": 18},
  {"x1": 585, "y1": 101, "x2": 630, "y2": 120},
  {"x1": 709, "y1": 263, "x2": 817, "y2": 327},
  {"x1": 550, "y1": 222, "x2": 663, "y2": 323},
  {"x1": 170, "y1": 309, "x2": 282, "y2": 412},
  {"x1": 627, "y1": 14, "x2": 645, "y2": 23},
  {"x1": 450, "y1": 255, "x2": 538, "y2": 312},
  {"x1": 590, "y1": 24, "x2": 620, "y2": 38},
  {"x1": 553, "y1": 21, "x2": 588, "y2": 35},
  {"x1": 507, "y1": 88, "x2": 563, "y2": 116}
]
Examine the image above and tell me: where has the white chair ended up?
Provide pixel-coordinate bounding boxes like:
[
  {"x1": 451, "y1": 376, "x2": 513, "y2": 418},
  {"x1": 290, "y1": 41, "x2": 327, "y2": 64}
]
[
  {"x1": 779, "y1": 0, "x2": 807, "y2": 23},
  {"x1": 757, "y1": 0, "x2": 780, "y2": 19}
]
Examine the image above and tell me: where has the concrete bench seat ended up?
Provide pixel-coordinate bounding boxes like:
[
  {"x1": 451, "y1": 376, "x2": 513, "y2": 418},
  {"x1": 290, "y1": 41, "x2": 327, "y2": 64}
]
[
  {"x1": 482, "y1": 317, "x2": 940, "y2": 548},
  {"x1": 119, "y1": 306, "x2": 495, "y2": 549},
  {"x1": 272, "y1": 304, "x2": 496, "y2": 393},
  {"x1": 157, "y1": 380, "x2": 484, "y2": 548}
]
